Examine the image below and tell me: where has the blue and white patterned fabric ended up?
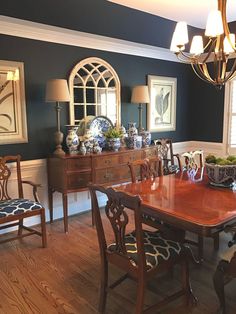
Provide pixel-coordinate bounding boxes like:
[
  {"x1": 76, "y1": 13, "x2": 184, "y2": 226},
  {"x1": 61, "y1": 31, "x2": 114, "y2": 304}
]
[
  {"x1": 0, "y1": 198, "x2": 43, "y2": 218},
  {"x1": 108, "y1": 230, "x2": 183, "y2": 270}
]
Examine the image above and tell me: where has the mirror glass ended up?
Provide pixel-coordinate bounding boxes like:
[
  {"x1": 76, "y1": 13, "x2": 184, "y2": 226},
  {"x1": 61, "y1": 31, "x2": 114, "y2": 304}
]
[{"x1": 68, "y1": 57, "x2": 121, "y2": 126}]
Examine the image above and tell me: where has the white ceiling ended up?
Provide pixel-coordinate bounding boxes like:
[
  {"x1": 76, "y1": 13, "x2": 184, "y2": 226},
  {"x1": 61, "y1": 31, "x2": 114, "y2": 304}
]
[{"x1": 108, "y1": 0, "x2": 236, "y2": 29}]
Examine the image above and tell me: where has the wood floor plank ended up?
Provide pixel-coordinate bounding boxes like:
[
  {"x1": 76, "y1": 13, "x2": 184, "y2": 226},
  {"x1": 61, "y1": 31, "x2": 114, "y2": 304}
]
[{"x1": 0, "y1": 211, "x2": 235, "y2": 313}]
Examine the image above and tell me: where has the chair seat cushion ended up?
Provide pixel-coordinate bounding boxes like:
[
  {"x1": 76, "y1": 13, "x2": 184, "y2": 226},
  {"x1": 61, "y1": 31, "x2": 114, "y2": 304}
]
[
  {"x1": 0, "y1": 198, "x2": 43, "y2": 218},
  {"x1": 108, "y1": 230, "x2": 183, "y2": 270}
]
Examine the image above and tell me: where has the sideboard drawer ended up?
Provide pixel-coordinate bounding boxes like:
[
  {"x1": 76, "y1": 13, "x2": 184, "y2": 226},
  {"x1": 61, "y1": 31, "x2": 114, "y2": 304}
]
[
  {"x1": 120, "y1": 150, "x2": 143, "y2": 164},
  {"x1": 67, "y1": 172, "x2": 92, "y2": 189},
  {"x1": 93, "y1": 155, "x2": 120, "y2": 168},
  {"x1": 67, "y1": 157, "x2": 91, "y2": 171},
  {"x1": 94, "y1": 165, "x2": 130, "y2": 184},
  {"x1": 144, "y1": 147, "x2": 157, "y2": 158}
]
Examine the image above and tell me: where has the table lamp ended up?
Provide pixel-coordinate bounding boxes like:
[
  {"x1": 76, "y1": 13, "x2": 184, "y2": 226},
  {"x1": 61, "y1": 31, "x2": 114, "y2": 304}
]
[
  {"x1": 46, "y1": 79, "x2": 70, "y2": 156},
  {"x1": 131, "y1": 85, "x2": 150, "y2": 134}
]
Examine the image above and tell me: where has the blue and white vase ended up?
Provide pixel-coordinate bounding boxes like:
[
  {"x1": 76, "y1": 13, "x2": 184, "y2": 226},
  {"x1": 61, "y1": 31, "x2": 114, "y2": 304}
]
[
  {"x1": 106, "y1": 138, "x2": 121, "y2": 151},
  {"x1": 93, "y1": 140, "x2": 102, "y2": 154},
  {"x1": 125, "y1": 135, "x2": 142, "y2": 149},
  {"x1": 140, "y1": 130, "x2": 151, "y2": 147},
  {"x1": 66, "y1": 125, "x2": 79, "y2": 154},
  {"x1": 128, "y1": 122, "x2": 138, "y2": 137},
  {"x1": 78, "y1": 141, "x2": 86, "y2": 155},
  {"x1": 119, "y1": 125, "x2": 128, "y2": 147}
]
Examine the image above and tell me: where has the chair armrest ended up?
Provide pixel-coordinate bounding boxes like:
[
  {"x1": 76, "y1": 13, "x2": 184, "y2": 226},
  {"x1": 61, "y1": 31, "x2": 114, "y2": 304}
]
[{"x1": 21, "y1": 180, "x2": 42, "y2": 202}]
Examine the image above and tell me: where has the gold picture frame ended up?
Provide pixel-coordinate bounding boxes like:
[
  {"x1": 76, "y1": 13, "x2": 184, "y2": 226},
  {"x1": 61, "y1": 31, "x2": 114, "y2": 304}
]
[
  {"x1": 0, "y1": 60, "x2": 28, "y2": 144},
  {"x1": 147, "y1": 75, "x2": 177, "y2": 132}
]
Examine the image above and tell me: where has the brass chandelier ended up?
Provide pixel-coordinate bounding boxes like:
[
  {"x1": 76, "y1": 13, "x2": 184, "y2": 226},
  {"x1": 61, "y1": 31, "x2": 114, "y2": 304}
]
[{"x1": 171, "y1": 0, "x2": 236, "y2": 89}]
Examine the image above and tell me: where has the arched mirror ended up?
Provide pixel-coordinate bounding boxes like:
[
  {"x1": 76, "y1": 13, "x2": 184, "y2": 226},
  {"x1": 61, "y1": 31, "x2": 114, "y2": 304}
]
[{"x1": 68, "y1": 57, "x2": 121, "y2": 126}]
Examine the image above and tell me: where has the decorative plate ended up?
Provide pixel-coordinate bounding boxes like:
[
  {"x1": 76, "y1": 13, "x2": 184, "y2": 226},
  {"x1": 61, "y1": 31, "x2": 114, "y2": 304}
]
[{"x1": 89, "y1": 115, "x2": 113, "y2": 148}]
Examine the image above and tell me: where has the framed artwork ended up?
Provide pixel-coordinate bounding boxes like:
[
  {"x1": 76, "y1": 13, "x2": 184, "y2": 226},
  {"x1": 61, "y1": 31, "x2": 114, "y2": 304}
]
[
  {"x1": 147, "y1": 75, "x2": 177, "y2": 132},
  {"x1": 0, "y1": 60, "x2": 28, "y2": 145}
]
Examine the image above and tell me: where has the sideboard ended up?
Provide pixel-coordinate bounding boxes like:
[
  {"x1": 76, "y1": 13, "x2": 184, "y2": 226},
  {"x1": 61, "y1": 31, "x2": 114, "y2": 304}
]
[{"x1": 47, "y1": 146, "x2": 158, "y2": 232}]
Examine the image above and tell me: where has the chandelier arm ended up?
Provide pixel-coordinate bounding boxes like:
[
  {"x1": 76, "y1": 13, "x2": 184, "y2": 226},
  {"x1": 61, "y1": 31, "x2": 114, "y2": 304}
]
[
  {"x1": 191, "y1": 64, "x2": 214, "y2": 84},
  {"x1": 175, "y1": 52, "x2": 193, "y2": 64},
  {"x1": 201, "y1": 63, "x2": 215, "y2": 82},
  {"x1": 219, "y1": 0, "x2": 230, "y2": 35},
  {"x1": 225, "y1": 59, "x2": 236, "y2": 81},
  {"x1": 213, "y1": 55, "x2": 222, "y2": 84},
  {"x1": 201, "y1": 39, "x2": 218, "y2": 64},
  {"x1": 221, "y1": 61, "x2": 227, "y2": 80}
]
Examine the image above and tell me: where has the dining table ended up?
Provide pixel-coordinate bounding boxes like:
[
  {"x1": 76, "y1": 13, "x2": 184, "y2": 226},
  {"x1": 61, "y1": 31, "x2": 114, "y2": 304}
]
[{"x1": 114, "y1": 168, "x2": 236, "y2": 240}]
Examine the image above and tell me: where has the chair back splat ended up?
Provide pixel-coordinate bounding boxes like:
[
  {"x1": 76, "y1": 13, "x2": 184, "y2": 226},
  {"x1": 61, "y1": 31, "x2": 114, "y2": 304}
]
[
  {"x1": 89, "y1": 184, "x2": 196, "y2": 313},
  {"x1": 0, "y1": 155, "x2": 47, "y2": 247},
  {"x1": 128, "y1": 156, "x2": 162, "y2": 183},
  {"x1": 154, "y1": 138, "x2": 181, "y2": 175}
]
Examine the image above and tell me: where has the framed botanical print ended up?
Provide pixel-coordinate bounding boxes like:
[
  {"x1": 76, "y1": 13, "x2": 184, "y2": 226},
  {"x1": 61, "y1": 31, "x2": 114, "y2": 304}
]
[
  {"x1": 147, "y1": 75, "x2": 177, "y2": 132},
  {"x1": 0, "y1": 60, "x2": 28, "y2": 144}
]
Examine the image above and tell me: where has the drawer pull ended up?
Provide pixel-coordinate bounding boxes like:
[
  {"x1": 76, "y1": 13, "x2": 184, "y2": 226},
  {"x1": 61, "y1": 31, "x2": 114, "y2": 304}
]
[
  {"x1": 105, "y1": 159, "x2": 111, "y2": 164},
  {"x1": 103, "y1": 174, "x2": 111, "y2": 179}
]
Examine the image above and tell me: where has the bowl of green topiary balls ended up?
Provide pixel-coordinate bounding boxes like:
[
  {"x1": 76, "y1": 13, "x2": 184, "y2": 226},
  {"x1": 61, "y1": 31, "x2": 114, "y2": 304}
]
[{"x1": 205, "y1": 154, "x2": 236, "y2": 186}]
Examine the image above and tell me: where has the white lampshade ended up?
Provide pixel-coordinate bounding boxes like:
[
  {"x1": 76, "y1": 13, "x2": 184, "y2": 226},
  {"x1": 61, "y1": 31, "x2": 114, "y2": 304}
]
[
  {"x1": 131, "y1": 85, "x2": 150, "y2": 103},
  {"x1": 224, "y1": 34, "x2": 235, "y2": 54},
  {"x1": 46, "y1": 79, "x2": 70, "y2": 102},
  {"x1": 172, "y1": 21, "x2": 189, "y2": 47},
  {"x1": 170, "y1": 32, "x2": 185, "y2": 52},
  {"x1": 190, "y1": 36, "x2": 204, "y2": 55},
  {"x1": 205, "y1": 10, "x2": 224, "y2": 37}
]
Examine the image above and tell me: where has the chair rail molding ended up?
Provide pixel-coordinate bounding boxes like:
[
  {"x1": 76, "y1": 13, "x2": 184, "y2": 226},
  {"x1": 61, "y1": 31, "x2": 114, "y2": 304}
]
[{"x1": 0, "y1": 15, "x2": 177, "y2": 62}]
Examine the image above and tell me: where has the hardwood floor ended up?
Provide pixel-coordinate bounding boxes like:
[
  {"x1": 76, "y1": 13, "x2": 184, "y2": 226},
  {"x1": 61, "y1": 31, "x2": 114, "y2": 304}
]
[{"x1": 0, "y1": 210, "x2": 235, "y2": 314}]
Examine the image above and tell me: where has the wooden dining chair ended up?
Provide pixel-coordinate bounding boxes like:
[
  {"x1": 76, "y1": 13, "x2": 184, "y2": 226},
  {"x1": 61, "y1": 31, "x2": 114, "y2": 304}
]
[
  {"x1": 89, "y1": 184, "x2": 196, "y2": 314},
  {"x1": 154, "y1": 138, "x2": 182, "y2": 175},
  {"x1": 0, "y1": 155, "x2": 47, "y2": 247},
  {"x1": 127, "y1": 156, "x2": 162, "y2": 183},
  {"x1": 182, "y1": 150, "x2": 204, "y2": 170},
  {"x1": 181, "y1": 150, "x2": 219, "y2": 260},
  {"x1": 213, "y1": 223, "x2": 236, "y2": 314},
  {"x1": 127, "y1": 157, "x2": 185, "y2": 239}
]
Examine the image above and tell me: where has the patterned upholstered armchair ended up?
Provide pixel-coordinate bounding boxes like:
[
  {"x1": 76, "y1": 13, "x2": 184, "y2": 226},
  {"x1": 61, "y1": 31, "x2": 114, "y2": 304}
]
[
  {"x1": 154, "y1": 138, "x2": 182, "y2": 175},
  {"x1": 0, "y1": 155, "x2": 47, "y2": 247},
  {"x1": 213, "y1": 223, "x2": 236, "y2": 314}
]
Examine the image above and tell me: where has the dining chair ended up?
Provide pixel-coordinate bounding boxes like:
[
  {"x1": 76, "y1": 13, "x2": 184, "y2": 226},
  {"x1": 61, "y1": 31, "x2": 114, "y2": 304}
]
[
  {"x1": 127, "y1": 156, "x2": 162, "y2": 183},
  {"x1": 127, "y1": 157, "x2": 184, "y2": 239},
  {"x1": 89, "y1": 184, "x2": 196, "y2": 313},
  {"x1": 213, "y1": 223, "x2": 236, "y2": 314},
  {"x1": 154, "y1": 138, "x2": 182, "y2": 175},
  {"x1": 181, "y1": 150, "x2": 219, "y2": 260},
  {"x1": 182, "y1": 150, "x2": 204, "y2": 170},
  {"x1": 0, "y1": 155, "x2": 47, "y2": 247}
]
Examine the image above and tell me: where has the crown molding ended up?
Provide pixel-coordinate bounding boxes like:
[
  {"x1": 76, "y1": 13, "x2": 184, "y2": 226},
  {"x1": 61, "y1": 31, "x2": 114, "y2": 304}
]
[{"x1": 0, "y1": 15, "x2": 178, "y2": 62}]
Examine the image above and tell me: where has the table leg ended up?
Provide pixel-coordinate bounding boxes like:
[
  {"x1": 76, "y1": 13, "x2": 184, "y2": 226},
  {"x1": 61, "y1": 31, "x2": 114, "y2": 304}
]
[
  {"x1": 48, "y1": 187, "x2": 54, "y2": 224},
  {"x1": 62, "y1": 193, "x2": 68, "y2": 233},
  {"x1": 213, "y1": 260, "x2": 229, "y2": 314}
]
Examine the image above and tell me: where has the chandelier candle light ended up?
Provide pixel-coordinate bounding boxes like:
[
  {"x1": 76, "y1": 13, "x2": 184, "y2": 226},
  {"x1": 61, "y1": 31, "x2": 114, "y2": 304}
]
[
  {"x1": 46, "y1": 79, "x2": 70, "y2": 156},
  {"x1": 171, "y1": 0, "x2": 236, "y2": 88}
]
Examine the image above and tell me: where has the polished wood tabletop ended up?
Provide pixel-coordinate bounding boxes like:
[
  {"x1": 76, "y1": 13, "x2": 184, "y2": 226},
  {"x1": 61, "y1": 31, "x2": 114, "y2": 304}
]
[{"x1": 115, "y1": 169, "x2": 236, "y2": 236}]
